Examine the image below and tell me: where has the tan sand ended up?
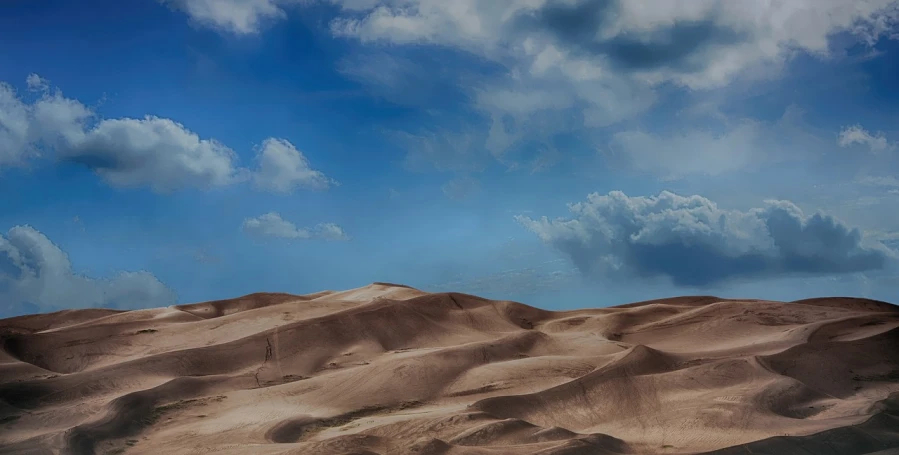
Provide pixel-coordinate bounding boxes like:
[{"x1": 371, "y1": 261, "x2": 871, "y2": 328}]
[{"x1": 1, "y1": 283, "x2": 897, "y2": 455}]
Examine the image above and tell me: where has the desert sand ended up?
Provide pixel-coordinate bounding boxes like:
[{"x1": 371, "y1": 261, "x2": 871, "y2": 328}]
[{"x1": 1, "y1": 283, "x2": 898, "y2": 455}]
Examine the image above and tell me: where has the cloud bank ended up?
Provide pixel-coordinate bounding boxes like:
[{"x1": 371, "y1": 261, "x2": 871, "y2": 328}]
[
  {"x1": 517, "y1": 191, "x2": 893, "y2": 287},
  {"x1": 159, "y1": 1, "x2": 899, "y2": 177}
]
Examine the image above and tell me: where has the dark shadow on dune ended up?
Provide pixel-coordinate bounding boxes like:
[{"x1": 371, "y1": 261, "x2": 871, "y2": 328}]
[
  {"x1": 792, "y1": 297, "x2": 899, "y2": 313},
  {"x1": 702, "y1": 392, "x2": 899, "y2": 455},
  {"x1": 63, "y1": 377, "x2": 228, "y2": 455},
  {"x1": 265, "y1": 401, "x2": 423, "y2": 444}
]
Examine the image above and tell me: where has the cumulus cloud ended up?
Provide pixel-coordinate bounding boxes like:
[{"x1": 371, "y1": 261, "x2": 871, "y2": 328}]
[
  {"x1": 63, "y1": 116, "x2": 245, "y2": 192},
  {"x1": 517, "y1": 191, "x2": 893, "y2": 287},
  {"x1": 252, "y1": 138, "x2": 335, "y2": 192},
  {"x1": 1, "y1": 79, "x2": 97, "y2": 169},
  {"x1": 0, "y1": 76, "x2": 243, "y2": 190},
  {"x1": 0, "y1": 226, "x2": 176, "y2": 316},
  {"x1": 241, "y1": 212, "x2": 350, "y2": 241},
  {"x1": 839, "y1": 124, "x2": 893, "y2": 152},
  {"x1": 0, "y1": 75, "x2": 333, "y2": 193}
]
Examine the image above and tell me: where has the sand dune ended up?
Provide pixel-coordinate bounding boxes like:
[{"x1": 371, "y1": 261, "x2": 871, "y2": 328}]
[{"x1": 1, "y1": 284, "x2": 898, "y2": 455}]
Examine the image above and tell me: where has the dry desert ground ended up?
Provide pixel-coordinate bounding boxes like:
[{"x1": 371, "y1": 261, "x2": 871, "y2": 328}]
[{"x1": 1, "y1": 283, "x2": 898, "y2": 455}]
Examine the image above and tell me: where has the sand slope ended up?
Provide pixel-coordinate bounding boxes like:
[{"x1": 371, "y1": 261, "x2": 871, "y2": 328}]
[{"x1": 1, "y1": 284, "x2": 897, "y2": 455}]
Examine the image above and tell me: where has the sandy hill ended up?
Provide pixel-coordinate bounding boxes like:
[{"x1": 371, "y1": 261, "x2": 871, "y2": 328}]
[{"x1": 1, "y1": 283, "x2": 898, "y2": 455}]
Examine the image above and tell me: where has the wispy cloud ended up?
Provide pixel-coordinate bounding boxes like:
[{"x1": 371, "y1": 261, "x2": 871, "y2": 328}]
[{"x1": 241, "y1": 212, "x2": 350, "y2": 241}]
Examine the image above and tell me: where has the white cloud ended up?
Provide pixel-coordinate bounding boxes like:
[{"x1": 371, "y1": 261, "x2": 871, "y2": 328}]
[
  {"x1": 838, "y1": 124, "x2": 892, "y2": 152},
  {"x1": 0, "y1": 226, "x2": 176, "y2": 316},
  {"x1": 160, "y1": 0, "x2": 293, "y2": 35},
  {"x1": 324, "y1": 0, "x2": 899, "y2": 166},
  {"x1": 517, "y1": 190, "x2": 894, "y2": 287},
  {"x1": 330, "y1": 0, "x2": 899, "y2": 88},
  {"x1": 0, "y1": 80, "x2": 94, "y2": 169},
  {"x1": 64, "y1": 116, "x2": 245, "y2": 192},
  {"x1": 313, "y1": 222, "x2": 351, "y2": 241},
  {"x1": 0, "y1": 76, "x2": 243, "y2": 191},
  {"x1": 330, "y1": 0, "x2": 899, "y2": 107},
  {"x1": 0, "y1": 75, "x2": 333, "y2": 193},
  {"x1": 25, "y1": 73, "x2": 48, "y2": 92},
  {"x1": 252, "y1": 138, "x2": 334, "y2": 192},
  {"x1": 30, "y1": 89, "x2": 93, "y2": 147},
  {"x1": 0, "y1": 83, "x2": 34, "y2": 168},
  {"x1": 163, "y1": 1, "x2": 899, "y2": 172},
  {"x1": 242, "y1": 212, "x2": 311, "y2": 239},
  {"x1": 241, "y1": 212, "x2": 349, "y2": 240}
]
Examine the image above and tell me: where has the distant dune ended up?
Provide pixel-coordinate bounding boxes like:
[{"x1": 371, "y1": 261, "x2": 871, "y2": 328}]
[{"x1": 1, "y1": 284, "x2": 898, "y2": 455}]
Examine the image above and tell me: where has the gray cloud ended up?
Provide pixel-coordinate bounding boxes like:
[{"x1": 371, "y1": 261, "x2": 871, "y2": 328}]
[
  {"x1": 0, "y1": 226, "x2": 176, "y2": 317},
  {"x1": 241, "y1": 212, "x2": 350, "y2": 241},
  {"x1": 515, "y1": 0, "x2": 747, "y2": 74},
  {"x1": 330, "y1": 0, "x2": 899, "y2": 90},
  {"x1": 517, "y1": 191, "x2": 893, "y2": 287}
]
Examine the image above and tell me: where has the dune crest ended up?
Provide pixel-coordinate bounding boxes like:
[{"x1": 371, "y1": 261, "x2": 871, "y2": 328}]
[{"x1": 1, "y1": 284, "x2": 898, "y2": 455}]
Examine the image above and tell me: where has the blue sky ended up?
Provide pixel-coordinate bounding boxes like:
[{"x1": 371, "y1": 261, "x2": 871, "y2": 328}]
[{"x1": 1, "y1": 0, "x2": 898, "y2": 317}]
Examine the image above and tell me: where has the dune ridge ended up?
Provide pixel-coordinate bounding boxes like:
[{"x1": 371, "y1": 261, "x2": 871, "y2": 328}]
[{"x1": 1, "y1": 283, "x2": 897, "y2": 455}]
